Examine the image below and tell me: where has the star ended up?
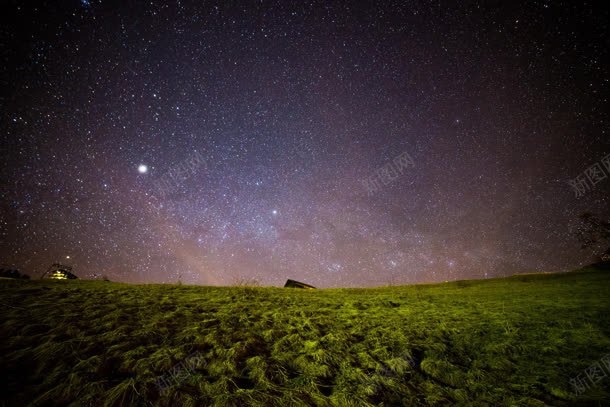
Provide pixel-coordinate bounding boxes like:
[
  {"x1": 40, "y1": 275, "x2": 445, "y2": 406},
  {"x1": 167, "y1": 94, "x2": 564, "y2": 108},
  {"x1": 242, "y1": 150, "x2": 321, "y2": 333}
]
[{"x1": 138, "y1": 164, "x2": 148, "y2": 174}]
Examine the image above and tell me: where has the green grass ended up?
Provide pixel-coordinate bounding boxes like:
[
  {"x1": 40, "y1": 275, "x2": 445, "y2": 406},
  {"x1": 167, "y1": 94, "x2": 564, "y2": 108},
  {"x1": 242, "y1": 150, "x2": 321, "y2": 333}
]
[{"x1": 1, "y1": 267, "x2": 609, "y2": 406}]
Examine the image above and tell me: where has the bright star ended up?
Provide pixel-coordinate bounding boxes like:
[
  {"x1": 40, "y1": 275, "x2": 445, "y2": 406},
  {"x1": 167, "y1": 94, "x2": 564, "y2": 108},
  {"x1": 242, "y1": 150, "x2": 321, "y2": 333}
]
[
  {"x1": 272, "y1": 209, "x2": 278, "y2": 215},
  {"x1": 138, "y1": 164, "x2": 148, "y2": 174}
]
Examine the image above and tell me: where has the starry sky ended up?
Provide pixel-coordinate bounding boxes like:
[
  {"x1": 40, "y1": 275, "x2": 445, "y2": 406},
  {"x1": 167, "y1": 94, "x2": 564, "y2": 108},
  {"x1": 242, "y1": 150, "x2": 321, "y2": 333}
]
[{"x1": 1, "y1": 1, "x2": 608, "y2": 287}]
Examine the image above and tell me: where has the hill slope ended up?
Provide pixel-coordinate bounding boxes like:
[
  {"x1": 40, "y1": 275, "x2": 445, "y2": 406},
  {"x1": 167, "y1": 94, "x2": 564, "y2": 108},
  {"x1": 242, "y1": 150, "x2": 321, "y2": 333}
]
[{"x1": 1, "y1": 268, "x2": 609, "y2": 406}]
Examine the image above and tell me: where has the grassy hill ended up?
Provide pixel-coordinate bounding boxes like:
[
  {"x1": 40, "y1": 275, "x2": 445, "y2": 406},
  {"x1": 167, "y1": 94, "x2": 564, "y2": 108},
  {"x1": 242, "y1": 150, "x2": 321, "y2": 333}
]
[{"x1": 1, "y1": 267, "x2": 609, "y2": 406}]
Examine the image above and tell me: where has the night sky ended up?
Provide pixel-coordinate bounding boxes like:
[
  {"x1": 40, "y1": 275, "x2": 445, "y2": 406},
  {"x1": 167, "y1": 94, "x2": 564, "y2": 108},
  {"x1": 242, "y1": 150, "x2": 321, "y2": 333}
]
[{"x1": 1, "y1": 1, "x2": 608, "y2": 287}]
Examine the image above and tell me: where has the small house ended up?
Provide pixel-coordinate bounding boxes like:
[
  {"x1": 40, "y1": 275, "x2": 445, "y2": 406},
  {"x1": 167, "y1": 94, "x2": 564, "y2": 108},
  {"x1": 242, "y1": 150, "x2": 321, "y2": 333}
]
[
  {"x1": 41, "y1": 263, "x2": 78, "y2": 280},
  {"x1": 284, "y1": 279, "x2": 315, "y2": 289}
]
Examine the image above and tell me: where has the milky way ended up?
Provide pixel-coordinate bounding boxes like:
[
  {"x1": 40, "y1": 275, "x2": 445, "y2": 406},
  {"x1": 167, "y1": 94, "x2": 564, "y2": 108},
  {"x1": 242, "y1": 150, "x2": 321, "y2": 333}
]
[{"x1": 1, "y1": 1, "x2": 608, "y2": 287}]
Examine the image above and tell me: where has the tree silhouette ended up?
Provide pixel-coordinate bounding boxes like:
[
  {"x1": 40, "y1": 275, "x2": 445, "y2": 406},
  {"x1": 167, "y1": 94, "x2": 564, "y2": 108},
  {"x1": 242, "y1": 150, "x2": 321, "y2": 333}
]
[
  {"x1": 0, "y1": 269, "x2": 30, "y2": 279},
  {"x1": 576, "y1": 212, "x2": 610, "y2": 249}
]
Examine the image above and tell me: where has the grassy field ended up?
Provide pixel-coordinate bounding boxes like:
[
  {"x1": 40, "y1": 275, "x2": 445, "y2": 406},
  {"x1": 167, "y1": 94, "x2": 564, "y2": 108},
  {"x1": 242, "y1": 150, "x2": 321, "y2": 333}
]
[{"x1": 1, "y1": 267, "x2": 609, "y2": 406}]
